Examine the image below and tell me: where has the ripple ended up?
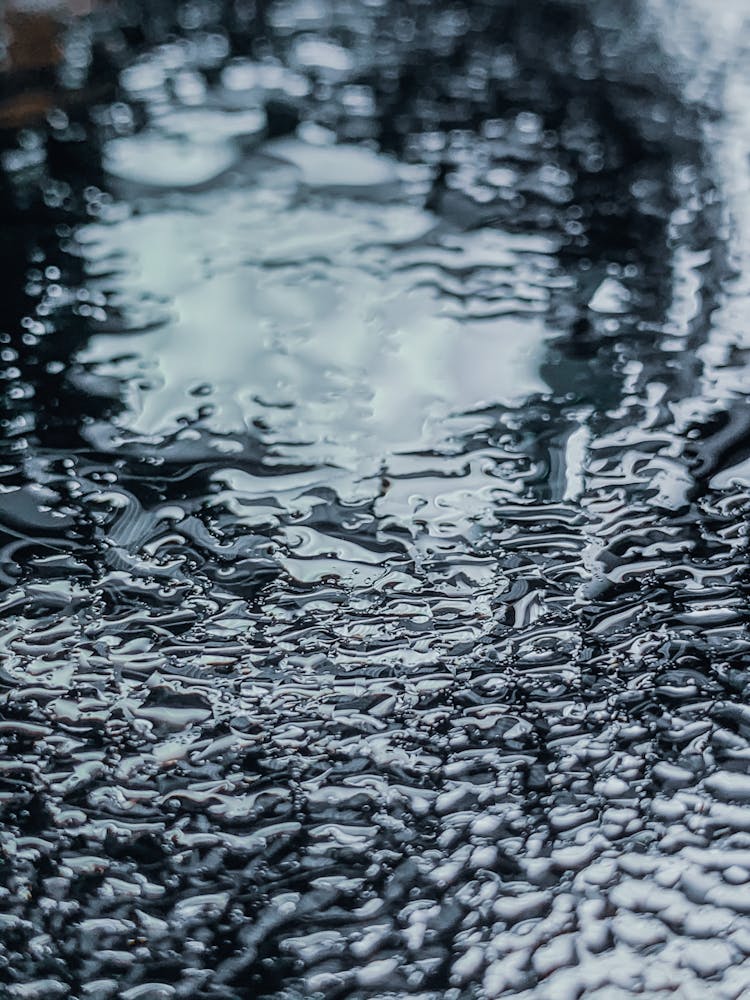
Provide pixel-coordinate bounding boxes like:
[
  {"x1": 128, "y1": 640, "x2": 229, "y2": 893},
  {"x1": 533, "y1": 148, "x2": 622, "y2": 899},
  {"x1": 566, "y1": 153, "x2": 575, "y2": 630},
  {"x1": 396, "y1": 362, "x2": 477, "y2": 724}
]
[{"x1": 1, "y1": 0, "x2": 749, "y2": 998}]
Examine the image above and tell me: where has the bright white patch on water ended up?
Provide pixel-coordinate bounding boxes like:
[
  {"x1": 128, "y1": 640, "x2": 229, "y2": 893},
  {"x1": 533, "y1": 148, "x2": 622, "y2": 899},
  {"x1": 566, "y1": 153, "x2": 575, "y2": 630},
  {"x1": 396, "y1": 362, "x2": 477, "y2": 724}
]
[
  {"x1": 81, "y1": 142, "x2": 555, "y2": 487},
  {"x1": 266, "y1": 138, "x2": 398, "y2": 187},
  {"x1": 711, "y1": 455, "x2": 750, "y2": 489},
  {"x1": 291, "y1": 36, "x2": 355, "y2": 75},
  {"x1": 154, "y1": 107, "x2": 267, "y2": 143},
  {"x1": 563, "y1": 420, "x2": 592, "y2": 501},
  {"x1": 104, "y1": 133, "x2": 238, "y2": 188},
  {"x1": 588, "y1": 276, "x2": 630, "y2": 314},
  {"x1": 219, "y1": 60, "x2": 310, "y2": 102}
]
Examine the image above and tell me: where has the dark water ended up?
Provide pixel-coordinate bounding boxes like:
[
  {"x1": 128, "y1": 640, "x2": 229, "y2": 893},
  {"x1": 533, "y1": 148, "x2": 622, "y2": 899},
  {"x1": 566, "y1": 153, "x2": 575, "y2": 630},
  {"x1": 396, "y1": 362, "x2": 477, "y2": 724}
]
[{"x1": 1, "y1": 1, "x2": 749, "y2": 997}]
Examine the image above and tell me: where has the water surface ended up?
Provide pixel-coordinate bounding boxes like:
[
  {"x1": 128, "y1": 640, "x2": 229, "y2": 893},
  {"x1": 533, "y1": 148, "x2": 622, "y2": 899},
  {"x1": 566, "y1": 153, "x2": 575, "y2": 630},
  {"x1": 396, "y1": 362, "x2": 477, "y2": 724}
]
[{"x1": 1, "y1": 1, "x2": 750, "y2": 997}]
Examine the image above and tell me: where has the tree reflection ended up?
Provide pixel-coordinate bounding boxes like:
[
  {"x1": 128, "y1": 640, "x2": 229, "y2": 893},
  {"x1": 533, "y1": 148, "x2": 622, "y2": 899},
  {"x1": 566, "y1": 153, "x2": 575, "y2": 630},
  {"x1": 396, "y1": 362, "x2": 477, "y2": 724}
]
[{"x1": 0, "y1": 0, "x2": 720, "y2": 565}]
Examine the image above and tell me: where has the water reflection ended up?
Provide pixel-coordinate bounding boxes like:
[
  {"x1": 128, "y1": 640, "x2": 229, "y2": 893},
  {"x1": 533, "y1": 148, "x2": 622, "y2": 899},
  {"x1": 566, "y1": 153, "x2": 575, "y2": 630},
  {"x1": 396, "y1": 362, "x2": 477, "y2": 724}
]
[{"x1": 1, "y1": 1, "x2": 749, "y2": 998}]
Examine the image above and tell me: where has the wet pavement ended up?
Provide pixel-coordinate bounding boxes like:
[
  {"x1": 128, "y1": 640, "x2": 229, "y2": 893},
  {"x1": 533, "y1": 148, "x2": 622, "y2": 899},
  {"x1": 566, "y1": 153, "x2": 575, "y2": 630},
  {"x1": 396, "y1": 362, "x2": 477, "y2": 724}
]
[{"x1": 1, "y1": 1, "x2": 750, "y2": 997}]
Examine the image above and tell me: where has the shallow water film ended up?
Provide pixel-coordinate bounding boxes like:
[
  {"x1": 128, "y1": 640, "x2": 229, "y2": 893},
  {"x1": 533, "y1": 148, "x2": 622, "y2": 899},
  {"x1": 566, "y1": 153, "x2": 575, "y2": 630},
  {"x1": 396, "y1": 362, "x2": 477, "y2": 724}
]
[{"x1": 1, "y1": 0, "x2": 750, "y2": 997}]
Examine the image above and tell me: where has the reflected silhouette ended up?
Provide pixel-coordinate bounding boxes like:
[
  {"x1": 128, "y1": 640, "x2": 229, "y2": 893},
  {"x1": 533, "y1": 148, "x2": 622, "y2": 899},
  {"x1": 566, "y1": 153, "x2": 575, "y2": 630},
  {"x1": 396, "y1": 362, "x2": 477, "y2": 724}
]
[{"x1": 0, "y1": 0, "x2": 713, "y2": 461}]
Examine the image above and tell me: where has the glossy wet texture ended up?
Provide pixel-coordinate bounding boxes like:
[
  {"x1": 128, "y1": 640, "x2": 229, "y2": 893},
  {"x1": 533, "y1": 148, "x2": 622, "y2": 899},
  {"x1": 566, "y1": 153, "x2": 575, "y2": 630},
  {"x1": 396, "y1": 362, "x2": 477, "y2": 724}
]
[{"x1": 1, "y1": 1, "x2": 750, "y2": 997}]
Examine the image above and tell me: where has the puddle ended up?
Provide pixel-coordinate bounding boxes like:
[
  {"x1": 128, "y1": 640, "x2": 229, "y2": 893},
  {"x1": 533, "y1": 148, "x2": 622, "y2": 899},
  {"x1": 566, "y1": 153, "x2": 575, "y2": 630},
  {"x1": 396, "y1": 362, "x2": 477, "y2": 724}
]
[{"x1": 0, "y1": 1, "x2": 749, "y2": 998}]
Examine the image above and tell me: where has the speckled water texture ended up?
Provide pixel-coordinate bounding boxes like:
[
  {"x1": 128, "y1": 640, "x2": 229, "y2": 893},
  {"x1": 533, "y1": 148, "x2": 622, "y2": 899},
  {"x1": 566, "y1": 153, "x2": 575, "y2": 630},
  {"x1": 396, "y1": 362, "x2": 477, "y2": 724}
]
[{"x1": 1, "y1": 1, "x2": 750, "y2": 997}]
